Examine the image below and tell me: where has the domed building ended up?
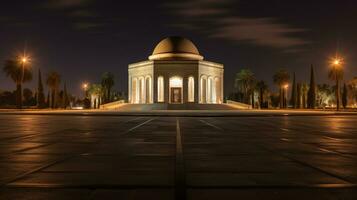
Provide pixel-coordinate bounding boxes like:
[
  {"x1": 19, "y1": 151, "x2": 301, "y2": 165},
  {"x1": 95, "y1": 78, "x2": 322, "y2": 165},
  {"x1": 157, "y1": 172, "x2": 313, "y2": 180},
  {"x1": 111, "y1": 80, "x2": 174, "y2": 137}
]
[{"x1": 128, "y1": 36, "x2": 224, "y2": 105}]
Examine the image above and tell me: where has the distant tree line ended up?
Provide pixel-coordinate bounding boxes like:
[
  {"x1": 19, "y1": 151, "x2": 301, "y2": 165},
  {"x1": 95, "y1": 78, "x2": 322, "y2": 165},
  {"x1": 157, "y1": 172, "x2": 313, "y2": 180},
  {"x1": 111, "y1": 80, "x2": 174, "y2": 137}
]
[
  {"x1": 229, "y1": 64, "x2": 356, "y2": 110},
  {"x1": 1, "y1": 56, "x2": 77, "y2": 109},
  {"x1": 83, "y1": 72, "x2": 126, "y2": 109},
  {"x1": 1, "y1": 55, "x2": 129, "y2": 109}
]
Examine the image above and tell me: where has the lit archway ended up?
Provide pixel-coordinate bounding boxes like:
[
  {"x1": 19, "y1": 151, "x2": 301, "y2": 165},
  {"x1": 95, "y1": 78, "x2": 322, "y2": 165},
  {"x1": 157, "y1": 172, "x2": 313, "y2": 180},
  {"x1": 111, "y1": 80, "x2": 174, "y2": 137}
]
[
  {"x1": 188, "y1": 76, "x2": 194, "y2": 102},
  {"x1": 157, "y1": 76, "x2": 164, "y2": 102},
  {"x1": 132, "y1": 78, "x2": 138, "y2": 104},
  {"x1": 200, "y1": 75, "x2": 207, "y2": 103},
  {"x1": 207, "y1": 77, "x2": 213, "y2": 103},
  {"x1": 215, "y1": 77, "x2": 221, "y2": 104},
  {"x1": 138, "y1": 77, "x2": 145, "y2": 103},
  {"x1": 145, "y1": 76, "x2": 152, "y2": 103},
  {"x1": 169, "y1": 76, "x2": 183, "y2": 104}
]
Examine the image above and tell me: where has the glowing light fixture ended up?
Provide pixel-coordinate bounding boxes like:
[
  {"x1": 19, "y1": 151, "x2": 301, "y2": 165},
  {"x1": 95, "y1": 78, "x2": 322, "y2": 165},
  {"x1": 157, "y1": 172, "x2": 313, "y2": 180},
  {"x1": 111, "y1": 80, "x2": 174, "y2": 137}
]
[
  {"x1": 169, "y1": 76, "x2": 183, "y2": 88},
  {"x1": 330, "y1": 56, "x2": 344, "y2": 67},
  {"x1": 82, "y1": 83, "x2": 89, "y2": 90}
]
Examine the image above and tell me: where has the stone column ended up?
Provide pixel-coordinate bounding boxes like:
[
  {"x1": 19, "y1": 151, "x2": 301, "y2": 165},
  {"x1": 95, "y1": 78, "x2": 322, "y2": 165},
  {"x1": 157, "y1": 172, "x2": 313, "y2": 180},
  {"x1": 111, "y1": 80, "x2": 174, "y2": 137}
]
[
  {"x1": 153, "y1": 75, "x2": 158, "y2": 103},
  {"x1": 183, "y1": 76, "x2": 188, "y2": 104},
  {"x1": 221, "y1": 72, "x2": 224, "y2": 104},
  {"x1": 128, "y1": 75, "x2": 131, "y2": 103},
  {"x1": 164, "y1": 75, "x2": 170, "y2": 103}
]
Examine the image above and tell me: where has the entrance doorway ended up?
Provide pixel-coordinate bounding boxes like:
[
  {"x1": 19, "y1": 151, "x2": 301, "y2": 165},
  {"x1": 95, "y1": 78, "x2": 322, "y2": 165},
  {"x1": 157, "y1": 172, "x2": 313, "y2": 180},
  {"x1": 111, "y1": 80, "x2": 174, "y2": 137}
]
[
  {"x1": 169, "y1": 76, "x2": 183, "y2": 104},
  {"x1": 171, "y1": 88, "x2": 182, "y2": 104}
]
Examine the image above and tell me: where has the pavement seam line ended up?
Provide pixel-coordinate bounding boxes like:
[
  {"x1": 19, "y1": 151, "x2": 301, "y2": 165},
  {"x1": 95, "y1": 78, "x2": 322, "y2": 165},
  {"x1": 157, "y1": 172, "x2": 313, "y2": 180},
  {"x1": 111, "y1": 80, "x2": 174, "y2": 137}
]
[
  {"x1": 260, "y1": 145, "x2": 354, "y2": 185},
  {"x1": 127, "y1": 118, "x2": 155, "y2": 133},
  {"x1": 1, "y1": 154, "x2": 78, "y2": 188},
  {"x1": 199, "y1": 119, "x2": 224, "y2": 131},
  {"x1": 175, "y1": 118, "x2": 186, "y2": 200}
]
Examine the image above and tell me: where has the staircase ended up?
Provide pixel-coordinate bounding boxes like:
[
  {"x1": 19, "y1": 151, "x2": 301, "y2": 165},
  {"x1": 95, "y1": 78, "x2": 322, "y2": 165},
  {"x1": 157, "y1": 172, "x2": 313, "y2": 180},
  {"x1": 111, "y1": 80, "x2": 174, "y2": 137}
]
[{"x1": 112, "y1": 103, "x2": 238, "y2": 111}]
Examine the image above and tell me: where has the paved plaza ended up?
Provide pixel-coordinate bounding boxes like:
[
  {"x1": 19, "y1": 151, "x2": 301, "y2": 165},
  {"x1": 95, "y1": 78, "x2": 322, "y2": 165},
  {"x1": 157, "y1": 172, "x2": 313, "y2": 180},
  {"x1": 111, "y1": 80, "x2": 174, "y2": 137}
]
[{"x1": 0, "y1": 112, "x2": 356, "y2": 199}]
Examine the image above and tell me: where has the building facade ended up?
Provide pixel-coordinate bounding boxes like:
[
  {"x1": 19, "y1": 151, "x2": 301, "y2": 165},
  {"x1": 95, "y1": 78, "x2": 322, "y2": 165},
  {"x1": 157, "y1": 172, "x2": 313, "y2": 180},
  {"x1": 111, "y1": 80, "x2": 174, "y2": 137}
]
[{"x1": 128, "y1": 36, "x2": 224, "y2": 104}]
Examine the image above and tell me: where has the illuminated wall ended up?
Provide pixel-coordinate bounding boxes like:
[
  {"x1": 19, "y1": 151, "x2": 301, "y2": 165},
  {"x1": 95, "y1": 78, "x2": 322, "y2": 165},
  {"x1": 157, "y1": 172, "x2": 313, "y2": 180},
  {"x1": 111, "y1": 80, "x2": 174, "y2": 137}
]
[{"x1": 129, "y1": 60, "x2": 223, "y2": 104}]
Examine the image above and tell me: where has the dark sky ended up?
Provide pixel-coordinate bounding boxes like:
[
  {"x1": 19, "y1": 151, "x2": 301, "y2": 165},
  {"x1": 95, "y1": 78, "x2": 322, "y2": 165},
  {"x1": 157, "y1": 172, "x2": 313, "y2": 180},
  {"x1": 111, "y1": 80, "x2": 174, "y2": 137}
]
[{"x1": 0, "y1": 0, "x2": 356, "y2": 97}]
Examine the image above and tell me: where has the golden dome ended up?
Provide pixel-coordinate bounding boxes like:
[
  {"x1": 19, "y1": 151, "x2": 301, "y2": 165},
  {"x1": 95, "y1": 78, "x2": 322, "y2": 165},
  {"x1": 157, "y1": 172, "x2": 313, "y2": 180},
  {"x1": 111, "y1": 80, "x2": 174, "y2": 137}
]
[{"x1": 149, "y1": 36, "x2": 204, "y2": 60}]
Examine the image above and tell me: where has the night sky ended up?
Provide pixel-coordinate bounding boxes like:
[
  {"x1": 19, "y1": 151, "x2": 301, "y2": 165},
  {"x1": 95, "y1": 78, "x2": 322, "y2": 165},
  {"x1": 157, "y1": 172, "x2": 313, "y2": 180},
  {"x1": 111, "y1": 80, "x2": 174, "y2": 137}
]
[{"x1": 0, "y1": 0, "x2": 356, "y2": 97}]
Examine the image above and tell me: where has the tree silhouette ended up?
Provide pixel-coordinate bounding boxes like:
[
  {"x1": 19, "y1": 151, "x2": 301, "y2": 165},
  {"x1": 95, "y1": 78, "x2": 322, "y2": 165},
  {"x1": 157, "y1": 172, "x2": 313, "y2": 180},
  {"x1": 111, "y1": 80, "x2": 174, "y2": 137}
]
[
  {"x1": 256, "y1": 80, "x2": 268, "y2": 109},
  {"x1": 3, "y1": 59, "x2": 32, "y2": 108},
  {"x1": 290, "y1": 72, "x2": 297, "y2": 108},
  {"x1": 307, "y1": 65, "x2": 316, "y2": 109},
  {"x1": 46, "y1": 72, "x2": 61, "y2": 108},
  {"x1": 37, "y1": 69, "x2": 46, "y2": 108},
  {"x1": 342, "y1": 83, "x2": 348, "y2": 109},
  {"x1": 328, "y1": 62, "x2": 344, "y2": 110},
  {"x1": 273, "y1": 69, "x2": 290, "y2": 108},
  {"x1": 234, "y1": 69, "x2": 256, "y2": 105},
  {"x1": 101, "y1": 72, "x2": 115, "y2": 103}
]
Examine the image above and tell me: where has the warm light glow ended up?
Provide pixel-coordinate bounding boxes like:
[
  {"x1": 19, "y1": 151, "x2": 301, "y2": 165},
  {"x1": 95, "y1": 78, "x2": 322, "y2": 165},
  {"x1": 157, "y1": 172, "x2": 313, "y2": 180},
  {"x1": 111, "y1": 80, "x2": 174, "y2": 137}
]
[
  {"x1": 82, "y1": 83, "x2": 89, "y2": 90},
  {"x1": 207, "y1": 77, "x2": 213, "y2": 103},
  {"x1": 188, "y1": 77, "x2": 195, "y2": 102},
  {"x1": 158, "y1": 76, "x2": 164, "y2": 102},
  {"x1": 284, "y1": 84, "x2": 289, "y2": 89},
  {"x1": 169, "y1": 76, "x2": 183, "y2": 103},
  {"x1": 200, "y1": 76, "x2": 207, "y2": 103},
  {"x1": 139, "y1": 77, "x2": 145, "y2": 104},
  {"x1": 214, "y1": 77, "x2": 220, "y2": 104},
  {"x1": 169, "y1": 76, "x2": 183, "y2": 88},
  {"x1": 330, "y1": 56, "x2": 344, "y2": 67},
  {"x1": 132, "y1": 78, "x2": 138, "y2": 103},
  {"x1": 145, "y1": 77, "x2": 152, "y2": 103},
  {"x1": 20, "y1": 56, "x2": 30, "y2": 64},
  {"x1": 334, "y1": 59, "x2": 340, "y2": 65}
]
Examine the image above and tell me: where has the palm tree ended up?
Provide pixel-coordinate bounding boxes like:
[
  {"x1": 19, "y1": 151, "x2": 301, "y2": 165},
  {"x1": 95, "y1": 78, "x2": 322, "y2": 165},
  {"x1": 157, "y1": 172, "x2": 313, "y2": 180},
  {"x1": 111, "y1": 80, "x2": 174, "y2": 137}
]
[
  {"x1": 290, "y1": 72, "x2": 297, "y2": 108},
  {"x1": 273, "y1": 69, "x2": 290, "y2": 108},
  {"x1": 63, "y1": 82, "x2": 69, "y2": 109},
  {"x1": 256, "y1": 80, "x2": 269, "y2": 109},
  {"x1": 328, "y1": 62, "x2": 344, "y2": 110},
  {"x1": 88, "y1": 84, "x2": 103, "y2": 109},
  {"x1": 46, "y1": 72, "x2": 61, "y2": 108},
  {"x1": 37, "y1": 69, "x2": 46, "y2": 108},
  {"x1": 348, "y1": 77, "x2": 357, "y2": 105},
  {"x1": 3, "y1": 59, "x2": 32, "y2": 109},
  {"x1": 101, "y1": 72, "x2": 115, "y2": 103},
  {"x1": 317, "y1": 84, "x2": 332, "y2": 108},
  {"x1": 234, "y1": 69, "x2": 255, "y2": 104}
]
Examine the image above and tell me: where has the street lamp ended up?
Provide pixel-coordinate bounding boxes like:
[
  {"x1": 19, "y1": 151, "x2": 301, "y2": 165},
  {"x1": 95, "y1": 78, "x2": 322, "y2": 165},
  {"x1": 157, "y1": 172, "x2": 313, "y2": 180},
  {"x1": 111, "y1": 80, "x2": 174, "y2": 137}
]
[
  {"x1": 18, "y1": 55, "x2": 30, "y2": 109},
  {"x1": 331, "y1": 57, "x2": 343, "y2": 67},
  {"x1": 330, "y1": 56, "x2": 344, "y2": 111},
  {"x1": 283, "y1": 84, "x2": 289, "y2": 108},
  {"x1": 19, "y1": 56, "x2": 30, "y2": 81},
  {"x1": 333, "y1": 59, "x2": 340, "y2": 66},
  {"x1": 82, "y1": 83, "x2": 89, "y2": 98}
]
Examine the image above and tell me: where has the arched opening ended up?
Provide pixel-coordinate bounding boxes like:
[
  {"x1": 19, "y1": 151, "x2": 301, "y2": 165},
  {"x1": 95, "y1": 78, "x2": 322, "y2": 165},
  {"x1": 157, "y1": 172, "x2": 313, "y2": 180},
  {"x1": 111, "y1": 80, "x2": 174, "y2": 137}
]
[
  {"x1": 157, "y1": 76, "x2": 164, "y2": 102},
  {"x1": 169, "y1": 76, "x2": 183, "y2": 104},
  {"x1": 132, "y1": 78, "x2": 138, "y2": 104},
  {"x1": 145, "y1": 76, "x2": 152, "y2": 104},
  {"x1": 200, "y1": 76, "x2": 207, "y2": 103},
  {"x1": 215, "y1": 77, "x2": 221, "y2": 104},
  {"x1": 188, "y1": 76, "x2": 194, "y2": 102},
  {"x1": 207, "y1": 77, "x2": 213, "y2": 103},
  {"x1": 138, "y1": 77, "x2": 145, "y2": 104}
]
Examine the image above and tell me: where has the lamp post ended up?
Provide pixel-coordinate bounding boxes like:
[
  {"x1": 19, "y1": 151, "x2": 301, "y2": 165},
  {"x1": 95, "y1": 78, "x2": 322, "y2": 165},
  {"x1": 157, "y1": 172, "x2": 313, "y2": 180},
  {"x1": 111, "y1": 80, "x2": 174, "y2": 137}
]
[
  {"x1": 19, "y1": 56, "x2": 29, "y2": 109},
  {"x1": 82, "y1": 83, "x2": 89, "y2": 99},
  {"x1": 284, "y1": 84, "x2": 289, "y2": 108},
  {"x1": 331, "y1": 57, "x2": 343, "y2": 111}
]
